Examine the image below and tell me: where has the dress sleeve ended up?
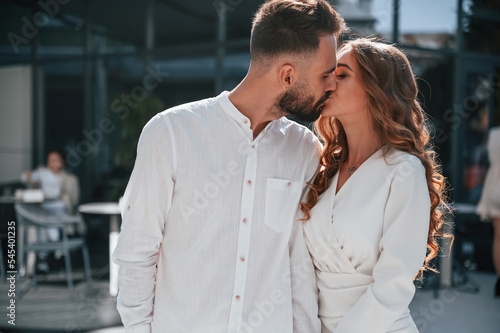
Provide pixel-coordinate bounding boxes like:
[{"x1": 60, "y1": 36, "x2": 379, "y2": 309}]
[
  {"x1": 290, "y1": 137, "x2": 322, "y2": 332},
  {"x1": 112, "y1": 114, "x2": 176, "y2": 333},
  {"x1": 336, "y1": 158, "x2": 431, "y2": 333}
]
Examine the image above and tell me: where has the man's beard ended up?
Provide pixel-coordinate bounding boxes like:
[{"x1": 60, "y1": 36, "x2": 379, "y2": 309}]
[{"x1": 277, "y1": 82, "x2": 330, "y2": 123}]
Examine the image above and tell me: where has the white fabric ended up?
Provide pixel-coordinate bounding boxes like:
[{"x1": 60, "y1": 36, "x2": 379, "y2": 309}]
[
  {"x1": 303, "y1": 147, "x2": 430, "y2": 333},
  {"x1": 113, "y1": 92, "x2": 322, "y2": 333},
  {"x1": 477, "y1": 126, "x2": 500, "y2": 220}
]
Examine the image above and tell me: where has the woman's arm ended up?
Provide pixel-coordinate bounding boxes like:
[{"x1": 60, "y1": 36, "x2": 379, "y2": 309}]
[{"x1": 20, "y1": 168, "x2": 41, "y2": 184}]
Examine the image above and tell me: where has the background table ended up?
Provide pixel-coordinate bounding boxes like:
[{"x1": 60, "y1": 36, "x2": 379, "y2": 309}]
[{"x1": 78, "y1": 202, "x2": 121, "y2": 296}]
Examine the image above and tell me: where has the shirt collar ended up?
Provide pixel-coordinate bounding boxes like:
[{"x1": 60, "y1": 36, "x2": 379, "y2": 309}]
[
  {"x1": 216, "y1": 91, "x2": 284, "y2": 137},
  {"x1": 216, "y1": 91, "x2": 251, "y2": 130}
]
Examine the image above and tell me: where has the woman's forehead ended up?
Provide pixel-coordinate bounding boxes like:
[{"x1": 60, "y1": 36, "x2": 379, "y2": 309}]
[
  {"x1": 337, "y1": 48, "x2": 354, "y2": 63},
  {"x1": 48, "y1": 152, "x2": 62, "y2": 161}
]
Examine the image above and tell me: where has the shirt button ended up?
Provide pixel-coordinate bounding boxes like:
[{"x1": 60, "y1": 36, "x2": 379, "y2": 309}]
[
  {"x1": 242, "y1": 218, "x2": 248, "y2": 224},
  {"x1": 243, "y1": 120, "x2": 248, "y2": 124},
  {"x1": 247, "y1": 180, "x2": 252, "y2": 185},
  {"x1": 287, "y1": 182, "x2": 291, "y2": 187},
  {"x1": 251, "y1": 144, "x2": 255, "y2": 148},
  {"x1": 240, "y1": 256, "x2": 246, "y2": 262},
  {"x1": 235, "y1": 295, "x2": 240, "y2": 301},
  {"x1": 127, "y1": 205, "x2": 131, "y2": 211}
]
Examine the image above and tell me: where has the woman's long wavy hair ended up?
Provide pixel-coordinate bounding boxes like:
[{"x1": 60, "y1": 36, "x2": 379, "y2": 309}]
[{"x1": 300, "y1": 38, "x2": 451, "y2": 279}]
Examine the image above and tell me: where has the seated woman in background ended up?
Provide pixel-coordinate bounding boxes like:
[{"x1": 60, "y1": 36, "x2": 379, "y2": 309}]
[
  {"x1": 20, "y1": 149, "x2": 80, "y2": 272},
  {"x1": 301, "y1": 39, "x2": 449, "y2": 332},
  {"x1": 21, "y1": 149, "x2": 80, "y2": 218}
]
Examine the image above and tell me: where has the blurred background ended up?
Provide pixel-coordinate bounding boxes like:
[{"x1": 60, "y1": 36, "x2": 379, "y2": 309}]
[
  {"x1": 1, "y1": 0, "x2": 499, "y2": 206},
  {"x1": 0, "y1": 0, "x2": 499, "y2": 332}
]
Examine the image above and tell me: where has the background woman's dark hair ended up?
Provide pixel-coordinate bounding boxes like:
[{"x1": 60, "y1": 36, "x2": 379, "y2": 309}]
[
  {"x1": 46, "y1": 148, "x2": 66, "y2": 165},
  {"x1": 250, "y1": 0, "x2": 344, "y2": 63}
]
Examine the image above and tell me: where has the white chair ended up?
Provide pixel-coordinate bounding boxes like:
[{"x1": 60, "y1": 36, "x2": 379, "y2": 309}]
[{"x1": 15, "y1": 203, "x2": 92, "y2": 299}]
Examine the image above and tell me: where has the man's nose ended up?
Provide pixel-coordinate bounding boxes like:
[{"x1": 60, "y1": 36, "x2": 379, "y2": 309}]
[{"x1": 326, "y1": 72, "x2": 337, "y2": 92}]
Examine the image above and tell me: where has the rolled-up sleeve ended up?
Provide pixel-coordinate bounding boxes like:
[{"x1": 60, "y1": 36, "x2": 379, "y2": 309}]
[
  {"x1": 112, "y1": 114, "x2": 176, "y2": 332},
  {"x1": 336, "y1": 159, "x2": 431, "y2": 333}
]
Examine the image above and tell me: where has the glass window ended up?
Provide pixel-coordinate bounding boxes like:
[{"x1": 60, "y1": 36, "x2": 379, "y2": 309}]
[
  {"x1": 0, "y1": 1, "x2": 33, "y2": 64},
  {"x1": 371, "y1": 0, "x2": 396, "y2": 36},
  {"x1": 463, "y1": 0, "x2": 500, "y2": 55},
  {"x1": 461, "y1": 68, "x2": 498, "y2": 203},
  {"x1": 407, "y1": 51, "x2": 454, "y2": 179},
  {"x1": 372, "y1": 0, "x2": 457, "y2": 49}
]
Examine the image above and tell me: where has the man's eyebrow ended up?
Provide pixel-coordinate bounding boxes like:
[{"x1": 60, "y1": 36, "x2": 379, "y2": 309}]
[
  {"x1": 322, "y1": 66, "x2": 337, "y2": 75},
  {"x1": 338, "y1": 63, "x2": 353, "y2": 72}
]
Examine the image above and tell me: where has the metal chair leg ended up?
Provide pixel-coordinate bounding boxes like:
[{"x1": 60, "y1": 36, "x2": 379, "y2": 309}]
[
  {"x1": 63, "y1": 248, "x2": 74, "y2": 300},
  {"x1": 82, "y1": 245, "x2": 93, "y2": 287}
]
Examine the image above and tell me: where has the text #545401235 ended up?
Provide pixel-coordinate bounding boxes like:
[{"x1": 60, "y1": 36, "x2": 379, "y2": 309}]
[{"x1": 6, "y1": 221, "x2": 17, "y2": 326}]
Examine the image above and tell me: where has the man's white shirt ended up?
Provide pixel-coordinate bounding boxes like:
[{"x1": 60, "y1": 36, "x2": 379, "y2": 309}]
[{"x1": 113, "y1": 92, "x2": 321, "y2": 333}]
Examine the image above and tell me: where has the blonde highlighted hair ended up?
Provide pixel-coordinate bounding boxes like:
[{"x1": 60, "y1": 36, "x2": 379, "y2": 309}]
[{"x1": 300, "y1": 38, "x2": 451, "y2": 278}]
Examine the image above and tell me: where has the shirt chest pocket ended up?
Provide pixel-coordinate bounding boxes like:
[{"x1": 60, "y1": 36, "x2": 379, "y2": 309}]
[{"x1": 264, "y1": 178, "x2": 303, "y2": 233}]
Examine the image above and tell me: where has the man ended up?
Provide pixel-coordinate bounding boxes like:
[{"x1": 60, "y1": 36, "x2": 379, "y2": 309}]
[{"x1": 113, "y1": 1, "x2": 344, "y2": 332}]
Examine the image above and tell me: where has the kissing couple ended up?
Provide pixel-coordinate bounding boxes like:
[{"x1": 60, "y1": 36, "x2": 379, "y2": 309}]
[{"x1": 114, "y1": 1, "x2": 446, "y2": 332}]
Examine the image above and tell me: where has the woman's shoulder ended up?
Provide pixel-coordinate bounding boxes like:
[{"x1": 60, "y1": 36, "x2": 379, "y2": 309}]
[
  {"x1": 383, "y1": 147, "x2": 422, "y2": 165},
  {"x1": 61, "y1": 169, "x2": 78, "y2": 180},
  {"x1": 381, "y1": 147, "x2": 426, "y2": 183}
]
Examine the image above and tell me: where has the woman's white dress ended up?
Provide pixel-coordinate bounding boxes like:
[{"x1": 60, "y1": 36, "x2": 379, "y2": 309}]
[
  {"x1": 477, "y1": 127, "x2": 500, "y2": 220},
  {"x1": 303, "y1": 147, "x2": 431, "y2": 333}
]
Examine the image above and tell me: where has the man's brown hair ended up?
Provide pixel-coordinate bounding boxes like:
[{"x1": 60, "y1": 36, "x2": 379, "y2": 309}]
[{"x1": 250, "y1": 0, "x2": 344, "y2": 63}]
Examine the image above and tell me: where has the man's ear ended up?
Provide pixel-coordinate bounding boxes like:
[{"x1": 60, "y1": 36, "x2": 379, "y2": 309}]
[{"x1": 278, "y1": 63, "x2": 297, "y2": 89}]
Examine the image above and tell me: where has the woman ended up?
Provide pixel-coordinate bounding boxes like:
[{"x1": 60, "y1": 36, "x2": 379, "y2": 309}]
[
  {"x1": 477, "y1": 126, "x2": 500, "y2": 297},
  {"x1": 21, "y1": 150, "x2": 80, "y2": 216},
  {"x1": 300, "y1": 39, "x2": 448, "y2": 332}
]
